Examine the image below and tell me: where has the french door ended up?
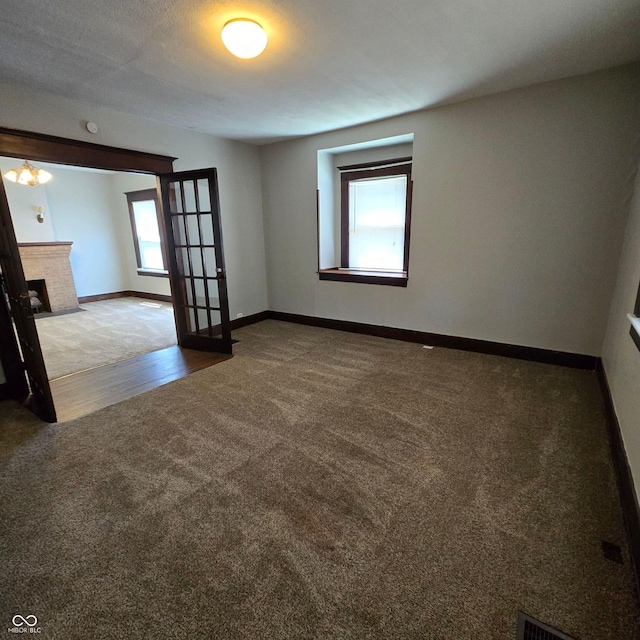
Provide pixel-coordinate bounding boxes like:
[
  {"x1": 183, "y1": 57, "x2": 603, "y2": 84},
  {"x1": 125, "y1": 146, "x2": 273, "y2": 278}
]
[
  {"x1": 158, "y1": 168, "x2": 232, "y2": 354},
  {"x1": 0, "y1": 177, "x2": 56, "y2": 422}
]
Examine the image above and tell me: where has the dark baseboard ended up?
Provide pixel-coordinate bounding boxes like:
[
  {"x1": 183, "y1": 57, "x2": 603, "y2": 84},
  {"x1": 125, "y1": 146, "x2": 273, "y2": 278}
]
[
  {"x1": 78, "y1": 291, "x2": 127, "y2": 304},
  {"x1": 198, "y1": 311, "x2": 272, "y2": 338},
  {"x1": 597, "y1": 362, "x2": 640, "y2": 594},
  {"x1": 266, "y1": 311, "x2": 598, "y2": 370},
  {"x1": 0, "y1": 382, "x2": 10, "y2": 402},
  {"x1": 129, "y1": 291, "x2": 172, "y2": 303},
  {"x1": 68, "y1": 302, "x2": 599, "y2": 370},
  {"x1": 231, "y1": 310, "x2": 270, "y2": 330},
  {"x1": 78, "y1": 291, "x2": 172, "y2": 304}
]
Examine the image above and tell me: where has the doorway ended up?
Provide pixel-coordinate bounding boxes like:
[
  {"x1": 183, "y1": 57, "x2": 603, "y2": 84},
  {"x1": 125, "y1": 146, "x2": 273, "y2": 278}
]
[
  {"x1": 1, "y1": 158, "x2": 180, "y2": 378},
  {"x1": 0, "y1": 127, "x2": 232, "y2": 422}
]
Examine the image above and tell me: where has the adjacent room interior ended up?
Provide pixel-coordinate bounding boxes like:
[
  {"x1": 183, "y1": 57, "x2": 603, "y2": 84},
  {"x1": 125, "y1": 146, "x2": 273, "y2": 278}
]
[
  {"x1": 0, "y1": 157, "x2": 204, "y2": 419},
  {"x1": 1, "y1": 1, "x2": 640, "y2": 638},
  {"x1": 0, "y1": 157, "x2": 177, "y2": 375}
]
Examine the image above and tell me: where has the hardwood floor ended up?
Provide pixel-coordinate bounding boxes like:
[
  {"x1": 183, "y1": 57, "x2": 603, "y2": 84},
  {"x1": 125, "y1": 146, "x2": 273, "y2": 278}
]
[{"x1": 51, "y1": 346, "x2": 231, "y2": 422}]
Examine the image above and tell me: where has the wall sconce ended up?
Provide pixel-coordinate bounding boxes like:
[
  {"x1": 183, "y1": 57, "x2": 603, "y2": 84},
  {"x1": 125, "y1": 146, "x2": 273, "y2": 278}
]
[
  {"x1": 36, "y1": 207, "x2": 45, "y2": 224},
  {"x1": 4, "y1": 160, "x2": 53, "y2": 187}
]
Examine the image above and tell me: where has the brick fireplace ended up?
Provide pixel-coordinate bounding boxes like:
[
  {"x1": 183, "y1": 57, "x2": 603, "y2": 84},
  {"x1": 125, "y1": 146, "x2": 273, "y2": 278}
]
[{"x1": 18, "y1": 242, "x2": 79, "y2": 313}]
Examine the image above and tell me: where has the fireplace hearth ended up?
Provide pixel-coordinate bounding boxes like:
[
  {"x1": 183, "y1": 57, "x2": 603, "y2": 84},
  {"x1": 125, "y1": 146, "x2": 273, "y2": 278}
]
[
  {"x1": 18, "y1": 242, "x2": 79, "y2": 313},
  {"x1": 26, "y1": 279, "x2": 51, "y2": 313}
]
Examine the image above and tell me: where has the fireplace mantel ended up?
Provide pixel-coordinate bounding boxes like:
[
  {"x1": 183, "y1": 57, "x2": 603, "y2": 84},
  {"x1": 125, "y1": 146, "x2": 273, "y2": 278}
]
[
  {"x1": 18, "y1": 241, "x2": 79, "y2": 312},
  {"x1": 18, "y1": 241, "x2": 73, "y2": 248}
]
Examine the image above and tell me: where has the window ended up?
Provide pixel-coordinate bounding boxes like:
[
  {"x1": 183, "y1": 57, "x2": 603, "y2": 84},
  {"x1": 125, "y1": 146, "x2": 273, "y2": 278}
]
[
  {"x1": 341, "y1": 160, "x2": 411, "y2": 270},
  {"x1": 125, "y1": 188, "x2": 167, "y2": 277},
  {"x1": 318, "y1": 156, "x2": 412, "y2": 287}
]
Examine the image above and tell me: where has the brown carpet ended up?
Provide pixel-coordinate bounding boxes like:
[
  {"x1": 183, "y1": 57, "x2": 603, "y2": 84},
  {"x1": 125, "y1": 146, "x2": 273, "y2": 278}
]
[
  {"x1": 0, "y1": 320, "x2": 637, "y2": 639},
  {"x1": 34, "y1": 297, "x2": 177, "y2": 380}
]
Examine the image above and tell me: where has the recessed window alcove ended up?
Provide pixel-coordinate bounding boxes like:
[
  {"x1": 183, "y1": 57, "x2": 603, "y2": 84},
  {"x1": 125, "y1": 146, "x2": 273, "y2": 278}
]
[{"x1": 316, "y1": 133, "x2": 414, "y2": 287}]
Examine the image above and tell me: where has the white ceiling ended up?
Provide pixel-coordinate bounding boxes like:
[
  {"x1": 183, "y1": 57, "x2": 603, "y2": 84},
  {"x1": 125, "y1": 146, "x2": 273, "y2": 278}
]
[{"x1": 1, "y1": 0, "x2": 639, "y2": 144}]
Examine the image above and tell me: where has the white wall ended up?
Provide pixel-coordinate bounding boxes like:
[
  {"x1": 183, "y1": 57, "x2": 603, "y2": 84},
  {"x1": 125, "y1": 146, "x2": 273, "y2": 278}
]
[
  {"x1": 602, "y1": 161, "x2": 640, "y2": 504},
  {"x1": 3, "y1": 159, "x2": 170, "y2": 299},
  {"x1": 45, "y1": 167, "x2": 129, "y2": 297},
  {"x1": 261, "y1": 65, "x2": 640, "y2": 356},
  {"x1": 0, "y1": 78, "x2": 268, "y2": 319},
  {"x1": 0, "y1": 78, "x2": 268, "y2": 386},
  {"x1": 317, "y1": 151, "x2": 335, "y2": 270},
  {"x1": 107, "y1": 172, "x2": 171, "y2": 297},
  {"x1": 0, "y1": 158, "x2": 56, "y2": 242}
]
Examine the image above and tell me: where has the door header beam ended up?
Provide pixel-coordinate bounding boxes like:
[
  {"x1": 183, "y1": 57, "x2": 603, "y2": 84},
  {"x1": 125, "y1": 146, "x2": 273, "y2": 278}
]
[{"x1": 0, "y1": 127, "x2": 175, "y2": 174}]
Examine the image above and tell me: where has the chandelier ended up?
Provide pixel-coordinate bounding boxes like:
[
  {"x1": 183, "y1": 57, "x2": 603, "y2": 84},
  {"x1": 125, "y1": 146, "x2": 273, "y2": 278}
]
[{"x1": 4, "y1": 160, "x2": 53, "y2": 187}]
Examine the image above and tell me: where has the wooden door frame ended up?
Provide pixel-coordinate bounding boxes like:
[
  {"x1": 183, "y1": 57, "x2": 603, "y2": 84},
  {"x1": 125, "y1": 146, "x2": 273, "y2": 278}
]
[
  {"x1": 0, "y1": 126, "x2": 176, "y2": 406},
  {"x1": 0, "y1": 274, "x2": 29, "y2": 401},
  {"x1": 0, "y1": 127, "x2": 175, "y2": 173}
]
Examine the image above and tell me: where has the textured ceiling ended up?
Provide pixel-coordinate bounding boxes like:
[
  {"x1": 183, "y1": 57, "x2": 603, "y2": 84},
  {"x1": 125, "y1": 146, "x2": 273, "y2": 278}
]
[{"x1": 1, "y1": 0, "x2": 639, "y2": 144}]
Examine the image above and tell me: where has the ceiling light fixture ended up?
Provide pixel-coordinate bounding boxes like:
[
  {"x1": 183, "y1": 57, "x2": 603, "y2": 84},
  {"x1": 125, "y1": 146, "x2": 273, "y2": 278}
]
[
  {"x1": 4, "y1": 160, "x2": 52, "y2": 187},
  {"x1": 221, "y1": 18, "x2": 268, "y2": 59}
]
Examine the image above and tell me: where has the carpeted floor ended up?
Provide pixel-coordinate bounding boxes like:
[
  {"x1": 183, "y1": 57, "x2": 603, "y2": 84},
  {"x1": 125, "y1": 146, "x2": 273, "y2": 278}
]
[
  {"x1": 0, "y1": 320, "x2": 637, "y2": 639},
  {"x1": 34, "y1": 297, "x2": 177, "y2": 380}
]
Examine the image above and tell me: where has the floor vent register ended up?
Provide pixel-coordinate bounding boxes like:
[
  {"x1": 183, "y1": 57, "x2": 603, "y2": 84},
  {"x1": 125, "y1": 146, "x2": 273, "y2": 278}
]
[{"x1": 516, "y1": 612, "x2": 576, "y2": 640}]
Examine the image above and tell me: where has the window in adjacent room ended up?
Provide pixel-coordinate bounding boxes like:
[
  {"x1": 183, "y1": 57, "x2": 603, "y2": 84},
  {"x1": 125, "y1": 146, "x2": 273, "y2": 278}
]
[{"x1": 125, "y1": 188, "x2": 167, "y2": 277}]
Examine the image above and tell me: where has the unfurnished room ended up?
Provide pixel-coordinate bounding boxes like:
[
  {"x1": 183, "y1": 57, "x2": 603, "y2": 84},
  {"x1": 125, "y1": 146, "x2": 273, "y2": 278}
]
[{"x1": 0, "y1": 1, "x2": 639, "y2": 638}]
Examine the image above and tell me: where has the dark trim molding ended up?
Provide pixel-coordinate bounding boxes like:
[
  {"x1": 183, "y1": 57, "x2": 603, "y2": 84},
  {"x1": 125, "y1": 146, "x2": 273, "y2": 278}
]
[
  {"x1": 0, "y1": 382, "x2": 11, "y2": 402},
  {"x1": 124, "y1": 189, "x2": 158, "y2": 201},
  {"x1": 597, "y1": 363, "x2": 640, "y2": 593},
  {"x1": 316, "y1": 189, "x2": 320, "y2": 273},
  {"x1": 78, "y1": 292, "x2": 127, "y2": 304},
  {"x1": 78, "y1": 291, "x2": 172, "y2": 304},
  {"x1": 0, "y1": 127, "x2": 175, "y2": 174},
  {"x1": 340, "y1": 179, "x2": 349, "y2": 267},
  {"x1": 230, "y1": 310, "x2": 270, "y2": 330},
  {"x1": 339, "y1": 162, "x2": 412, "y2": 271},
  {"x1": 319, "y1": 269, "x2": 408, "y2": 287},
  {"x1": 18, "y1": 241, "x2": 73, "y2": 248},
  {"x1": 0, "y1": 275, "x2": 29, "y2": 402},
  {"x1": 631, "y1": 325, "x2": 640, "y2": 353},
  {"x1": 337, "y1": 156, "x2": 413, "y2": 172},
  {"x1": 266, "y1": 311, "x2": 598, "y2": 369},
  {"x1": 131, "y1": 291, "x2": 172, "y2": 303},
  {"x1": 196, "y1": 310, "x2": 270, "y2": 339}
]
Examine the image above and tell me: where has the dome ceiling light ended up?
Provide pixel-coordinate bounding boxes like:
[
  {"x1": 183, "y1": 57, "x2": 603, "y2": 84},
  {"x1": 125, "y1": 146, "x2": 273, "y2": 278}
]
[{"x1": 221, "y1": 19, "x2": 268, "y2": 59}]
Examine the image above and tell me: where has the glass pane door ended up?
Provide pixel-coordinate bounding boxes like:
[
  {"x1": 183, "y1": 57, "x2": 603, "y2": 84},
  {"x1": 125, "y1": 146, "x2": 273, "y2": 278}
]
[{"x1": 159, "y1": 169, "x2": 231, "y2": 353}]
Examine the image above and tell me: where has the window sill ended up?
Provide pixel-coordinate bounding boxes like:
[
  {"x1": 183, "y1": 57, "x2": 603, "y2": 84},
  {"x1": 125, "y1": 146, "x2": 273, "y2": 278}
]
[
  {"x1": 137, "y1": 268, "x2": 168, "y2": 278},
  {"x1": 629, "y1": 314, "x2": 640, "y2": 352},
  {"x1": 318, "y1": 268, "x2": 408, "y2": 287}
]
